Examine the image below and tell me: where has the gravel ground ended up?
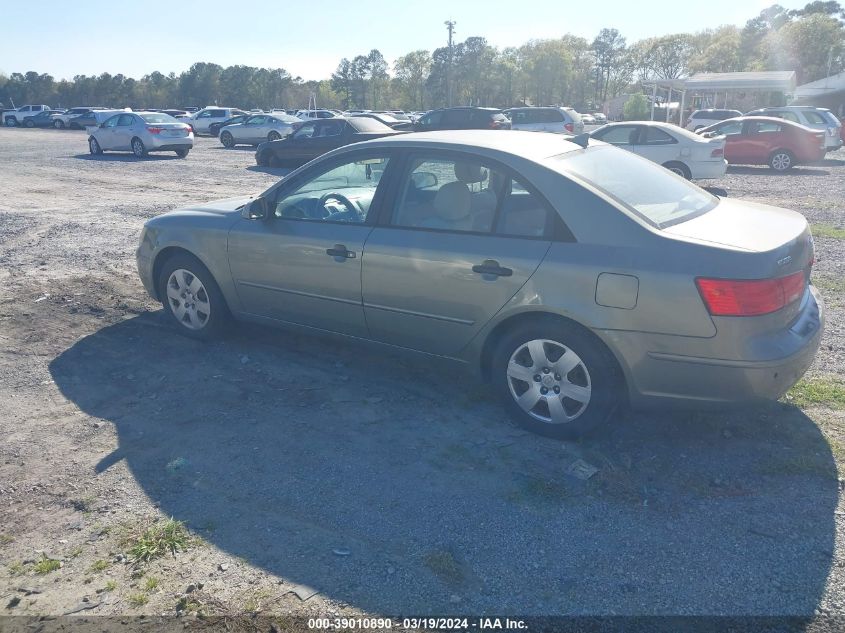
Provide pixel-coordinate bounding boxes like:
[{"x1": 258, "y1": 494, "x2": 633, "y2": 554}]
[{"x1": 1, "y1": 128, "x2": 844, "y2": 625}]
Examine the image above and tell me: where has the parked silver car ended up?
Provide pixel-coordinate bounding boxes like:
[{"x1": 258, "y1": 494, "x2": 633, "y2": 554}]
[
  {"x1": 136, "y1": 131, "x2": 823, "y2": 439},
  {"x1": 219, "y1": 113, "x2": 301, "y2": 147},
  {"x1": 745, "y1": 106, "x2": 843, "y2": 152},
  {"x1": 88, "y1": 112, "x2": 193, "y2": 158},
  {"x1": 504, "y1": 107, "x2": 584, "y2": 134}
]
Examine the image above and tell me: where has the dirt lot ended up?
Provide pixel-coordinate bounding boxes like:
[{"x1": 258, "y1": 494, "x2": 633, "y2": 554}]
[{"x1": 1, "y1": 128, "x2": 845, "y2": 626}]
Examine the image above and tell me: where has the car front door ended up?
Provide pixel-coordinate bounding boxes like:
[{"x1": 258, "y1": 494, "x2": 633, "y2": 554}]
[
  {"x1": 744, "y1": 120, "x2": 783, "y2": 162},
  {"x1": 709, "y1": 120, "x2": 745, "y2": 162},
  {"x1": 113, "y1": 113, "x2": 136, "y2": 150},
  {"x1": 97, "y1": 114, "x2": 120, "y2": 149},
  {"x1": 227, "y1": 150, "x2": 394, "y2": 337},
  {"x1": 361, "y1": 152, "x2": 554, "y2": 356},
  {"x1": 590, "y1": 124, "x2": 639, "y2": 153},
  {"x1": 242, "y1": 115, "x2": 266, "y2": 143},
  {"x1": 632, "y1": 126, "x2": 679, "y2": 165}
]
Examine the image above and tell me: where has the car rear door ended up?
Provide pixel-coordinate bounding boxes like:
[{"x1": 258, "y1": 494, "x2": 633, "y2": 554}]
[
  {"x1": 744, "y1": 120, "x2": 783, "y2": 162},
  {"x1": 361, "y1": 151, "x2": 555, "y2": 356},
  {"x1": 227, "y1": 150, "x2": 395, "y2": 337}
]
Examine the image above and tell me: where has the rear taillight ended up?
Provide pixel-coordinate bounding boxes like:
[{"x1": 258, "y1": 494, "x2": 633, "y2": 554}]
[
  {"x1": 695, "y1": 271, "x2": 806, "y2": 317},
  {"x1": 147, "y1": 127, "x2": 163, "y2": 134},
  {"x1": 564, "y1": 123, "x2": 574, "y2": 133},
  {"x1": 710, "y1": 148, "x2": 724, "y2": 157}
]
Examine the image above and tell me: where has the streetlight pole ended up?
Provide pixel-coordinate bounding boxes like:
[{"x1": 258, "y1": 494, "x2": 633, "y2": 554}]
[{"x1": 445, "y1": 20, "x2": 456, "y2": 107}]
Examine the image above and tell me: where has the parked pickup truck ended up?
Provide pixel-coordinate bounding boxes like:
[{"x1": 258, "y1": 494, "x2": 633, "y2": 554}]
[{"x1": 4, "y1": 105, "x2": 51, "y2": 127}]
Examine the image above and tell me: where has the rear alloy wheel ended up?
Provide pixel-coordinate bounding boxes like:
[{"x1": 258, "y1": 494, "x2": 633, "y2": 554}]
[
  {"x1": 54, "y1": 119, "x2": 65, "y2": 129},
  {"x1": 268, "y1": 131, "x2": 281, "y2": 141},
  {"x1": 492, "y1": 320, "x2": 620, "y2": 439},
  {"x1": 158, "y1": 254, "x2": 230, "y2": 340},
  {"x1": 663, "y1": 161, "x2": 691, "y2": 179},
  {"x1": 88, "y1": 137, "x2": 103, "y2": 155},
  {"x1": 5, "y1": 117, "x2": 17, "y2": 127},
  {"x1": 769, "y1": 150, "x2": 794, "y2": 172},
  {"x1": 175, "y1": 149, "x2": 190, "y2": 158},
  {"x1": 131, "y1": 137, "x2": 147, "y2": 158},
  {"x1": 220, "y1": 131, "x2": 235, "y2": 148}
]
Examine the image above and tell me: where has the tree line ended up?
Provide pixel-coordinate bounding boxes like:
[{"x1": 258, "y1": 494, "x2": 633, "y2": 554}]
[{"x1": 1, "y1": 2, "x2": 843, "y2": 112}]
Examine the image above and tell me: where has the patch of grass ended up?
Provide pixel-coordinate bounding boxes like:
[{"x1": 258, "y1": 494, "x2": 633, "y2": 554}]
[
  {"x1": 812, "y1": 275, "x2": 845, "y2": 295},
  {"x1": 0, "y1": 534, "x2": 14, "y2": 545},
  {"x1": 176, "y1": 596, "x2": 203, "y2": 615},
  {"x1": 124, "y1": 518, "x2": 191, "y2": 565},
  {"x1": 505, "y1": 475, "x2": 570, "y2": 506},
  {"x1": 33, "y1": 555, "x2": 61, "y2": 575},
  {"x1": 129, "y1": 592, "x2": 149, "y2": 607},
  {"x1": 144, "y1": 577, "x2": 159, "y2": 592},
  {"x1": 104, "y1": 580, "x2": 117, "y2": 592},
  {"x1": 422, "y1": 549, "x2": 465, "y2": 585},
  {"x1": 9, "y1": 561, "x2": 28, "y2": 576},
  {"x1": 68, "y1": 546, "x2": 84, "y2": 559},
  {"x1": 811, "y1": 224, "x2": 845, "y2": 240},
  {"x1": 786, "y1": 377, "x2": 845, "y2": 410},
  {"x1": 89, "y1": 559, "x2": 110, "y2": 573}
]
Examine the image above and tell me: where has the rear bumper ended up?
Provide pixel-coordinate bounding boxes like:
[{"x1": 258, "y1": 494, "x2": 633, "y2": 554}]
[
  {"x1": 146, "y1": 136, "x2": 193, "y2": 151},
  {"x1": 690, "y1": 159, "x2": 728, "y2": 180},
  {"x1": 603, "y1": 285, "x2": 825, "y2": 407}
]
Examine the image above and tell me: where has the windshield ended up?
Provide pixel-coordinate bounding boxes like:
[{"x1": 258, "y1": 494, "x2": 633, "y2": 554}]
[
  {"x1": 140, "y1": 113, "x2": 177, "y2": 123},
  {"x1": 550, "y1": 145, "x2": 717, "y2": 228},
  {"x1": 348, "y1": 117, "x2": 394, "y2": 133}
]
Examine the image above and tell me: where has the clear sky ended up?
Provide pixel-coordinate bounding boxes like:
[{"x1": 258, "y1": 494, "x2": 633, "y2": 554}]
[{"x1": 1, "y1": 0, "x2": 807, "y2": 81}]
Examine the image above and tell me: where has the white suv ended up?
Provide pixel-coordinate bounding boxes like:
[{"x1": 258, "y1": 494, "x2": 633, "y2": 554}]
[
  {"x1": 684, "y1": 109, "x2": 742, "y2": 132},
  {"x1": 504, "y1": 107, "x2": 584, "y2": 134},
  {"x1": 745, "y1": 106, "x2": 843, "y2": 152},
  {"x1": 190, "y1": 107, "x2": 247, "y2": 135}
]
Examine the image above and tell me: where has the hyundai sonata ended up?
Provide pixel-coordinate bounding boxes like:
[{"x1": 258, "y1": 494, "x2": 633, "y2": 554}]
[{"x1": 136, "y1": 131, "x2": 824, "y2": 438}]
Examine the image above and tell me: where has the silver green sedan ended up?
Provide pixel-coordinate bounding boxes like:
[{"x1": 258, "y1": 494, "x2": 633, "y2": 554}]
[{"x1": 136, "y1": 131, "x2": 824, "y2": 439}]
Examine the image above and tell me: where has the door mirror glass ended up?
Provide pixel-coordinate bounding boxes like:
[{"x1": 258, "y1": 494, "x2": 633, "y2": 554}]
[
  {"x1": 242, "y1": 198, "x2": 268, "y2": 220},
  {"x1": 410, "y1": 171, "x2": 437, "y2": 189}
]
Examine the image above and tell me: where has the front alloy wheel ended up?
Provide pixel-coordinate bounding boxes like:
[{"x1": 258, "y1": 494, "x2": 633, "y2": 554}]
[
  {"x1": 89, "y1": 137, "x2": 102, "y2": 155},
  {"x1": 166, "y1": 269, "x2": 211, "y2": 331},
  {"x1": 158, "y1": 254, "x2": 229, "y2": 340}
]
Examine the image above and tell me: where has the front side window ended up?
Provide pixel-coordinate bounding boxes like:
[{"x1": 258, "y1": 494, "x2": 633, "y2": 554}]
[
  {"x1": 246, "y1": 115, "x2": 267, "y2": 125},
  {"x1": 714, "y1": 121, "x2": 742, "y2": 136},
  {"x1": 272, "y1": 154, "x2": 390, "y2": 223},
  {"x1": 117, "y1": 114, "x2": 135, "y2": 126},
  {"x1": 749, "y1": 121, "x2": 782, "y2": 134},
  {"x1": 418, "y1": 110, "x2": 442, "y2": 127},
  {"x1": 196, "y1": 110, "x2": 212, "y2": 119},
  {"x1": 103, "y1": 115, "x2": 119, "y2": 128},
  {"x1": 593, "y1": 125, "x2": 639, "y2": 145},
  {"x1": 551, "y1": 145, "x2": 717, "y2": 229},
  {"x1": 293, "y1": 123, "x2": 316, "y2": 139},
  {"x1": 391, "y1": 155, "x2": 554, "y2": 237}
]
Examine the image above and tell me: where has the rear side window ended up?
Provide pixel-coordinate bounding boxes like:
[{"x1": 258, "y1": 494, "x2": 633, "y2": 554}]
[
  {"x1": 803, "y1": 111, "x2": 826, "y2": 125},
  {"x1": 642, "y1": 127, "x2": 676, "y2": 145},
  {"x1": 418, "y1": 110, "x2": 443, "y2": 127},
  {"x1": 541, "y1": 109, "x2": 564, "y2": 123},
  {"x1": 750, "y1": 121, "x2": 782, "y2": 133},
  {"x1": 443, "y1": 109, "x2": 473, "y2": 125},
  {"x1": 593, "y1": 125, "x2": 639, "y2": 145}
]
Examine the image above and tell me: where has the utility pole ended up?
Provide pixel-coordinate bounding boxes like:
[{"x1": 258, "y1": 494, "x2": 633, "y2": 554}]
[{"x1": 445, "y1": 20, "x2": 456, "y2": 107}]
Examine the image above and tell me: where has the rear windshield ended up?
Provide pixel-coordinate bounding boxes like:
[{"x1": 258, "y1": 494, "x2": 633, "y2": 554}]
[
  {"x1": 549, "y1": 145, "x2": 717, "y2": 229},
  {"x1": 140, "y1": 113, "x2": 177, "y2": 123},
  {"x1": 348, "y1": 117, "x2": 394, "y2": 133}
]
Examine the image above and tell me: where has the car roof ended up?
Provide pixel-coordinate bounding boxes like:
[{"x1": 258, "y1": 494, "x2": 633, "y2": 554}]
[
  {"x1": 708, "y1": 115, "x2": 818, "y2": 132},
  {"x1": 342, "y1": 129, "x2": 584, "y2": 159}
]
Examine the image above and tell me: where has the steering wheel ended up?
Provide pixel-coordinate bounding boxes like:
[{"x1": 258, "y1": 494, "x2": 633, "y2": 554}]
[{"x1": 318, "y1": 192, "x2": 358, "y2": 219}]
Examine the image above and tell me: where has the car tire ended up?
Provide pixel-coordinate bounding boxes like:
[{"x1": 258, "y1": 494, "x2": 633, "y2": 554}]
[
  {"x1": 268, "y1": 131, "x2": 281, "y2": 141},
  {"x1": 175, "y1": 149, "x2": 190, "y2": 158},
  {"x1": 54, "y1": 119, "x2": 65, "y2": 129},
  {"x1": 88, "y1": 137, "x2": 103, "y2": 155},
  {"x1": 769, "y1": 149, "x2": 794, "y2": 171},
  {"x1": 255, "y1": 149, "x2": 269, "y2": 166},
  {"x1": 491, "y1": 318, "x2": 621, "y2": 439},
  {"x1": 24, "y1": 119, "x2": 35, "y2": 128},
  {"x1": 5, "y1": 117, "x2": 17, "y2": 127},
  {"x1": 663, "y1": 161, "x2": 691, "y2": 179},
  {"x1": 220, "y1": 131, "x2": 234, "y2": 148},
  {"x1": 157, "y1": 253, "x2": 230, "y2": 341},
  {"x1": 131, "y1": 137, "x2": 147, "y2": 158}
]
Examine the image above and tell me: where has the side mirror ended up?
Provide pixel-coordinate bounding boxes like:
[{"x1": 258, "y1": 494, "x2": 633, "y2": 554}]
[
  {"x1": 410, "y1": 171, "x2": 438, "y2": 189},
  {"x1": 242, "y1": 197, "x2": 269, "y2": 220}
]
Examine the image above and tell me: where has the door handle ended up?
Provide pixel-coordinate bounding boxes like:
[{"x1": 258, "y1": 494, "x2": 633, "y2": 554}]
[
  {"x1": 472, "y1": 260, "x2": 512, "y2": 277},
  {"x1": 326, "y1": 244, "x2": 356, "y2": 259}
]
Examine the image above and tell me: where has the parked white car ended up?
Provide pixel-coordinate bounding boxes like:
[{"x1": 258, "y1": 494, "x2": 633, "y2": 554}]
[
  {"x1": 744, "y1": 106, "x2": 843, "y2": 152},
  {"x1": 4, "y1": 104, "x2": 51, "y2": 126},
  {"x1": 190, "y1": 107, "x2": 248, "y2": 135},
  {"x1": 589, "y1": 121, "x2": 727, "y2": 180},
  {"x1": 580, "y1": 113, "x2": 597, "y2": 126},
  {"x1": 684, "y1": 109, "x2": 742, "y2": 132},
  {"x1": 88, "y1": 111, "x2": 193, "y2": 158},
  {"x1": 219, "y1": 113, "x2": 300, "y2": 147},
  {"x1": 296, "y1": 109, "x2": 340, "y2": 120},
  {"x1": 503, "y1": 107, "x2": 584, "y2": 134}
]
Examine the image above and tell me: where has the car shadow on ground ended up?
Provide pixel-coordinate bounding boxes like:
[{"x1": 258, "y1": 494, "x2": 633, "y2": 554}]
[
  {"x1": 72, "y1": 153, "x2": 184, "y2": 162},
  {"x1": 727, "y1": 165, "x2": 831, "y2": 176},
  {"x1": 49, "y1": 313, "x2": 837, "y2": 615},
  {"x1": 212, "y1": 145, "x2": 258, "y2": 151}
]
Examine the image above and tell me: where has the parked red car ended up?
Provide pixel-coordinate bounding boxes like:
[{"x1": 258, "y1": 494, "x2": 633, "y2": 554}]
[{"x1": 697, "y1": 116, "x2": 825, "y2": 171}]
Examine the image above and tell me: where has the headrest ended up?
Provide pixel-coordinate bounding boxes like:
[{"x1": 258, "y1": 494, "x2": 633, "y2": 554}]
[
  {"x1": 454, "y1": 162, "x2": 488, "y2": 184},
  {"x1": 433, "y1": 182, "x2": 471, "y2": 221}
]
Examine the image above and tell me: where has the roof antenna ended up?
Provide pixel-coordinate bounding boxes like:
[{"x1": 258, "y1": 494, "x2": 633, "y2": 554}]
[{"x1": 570, "y1": 133, "x2": 590, "y2": 148}]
